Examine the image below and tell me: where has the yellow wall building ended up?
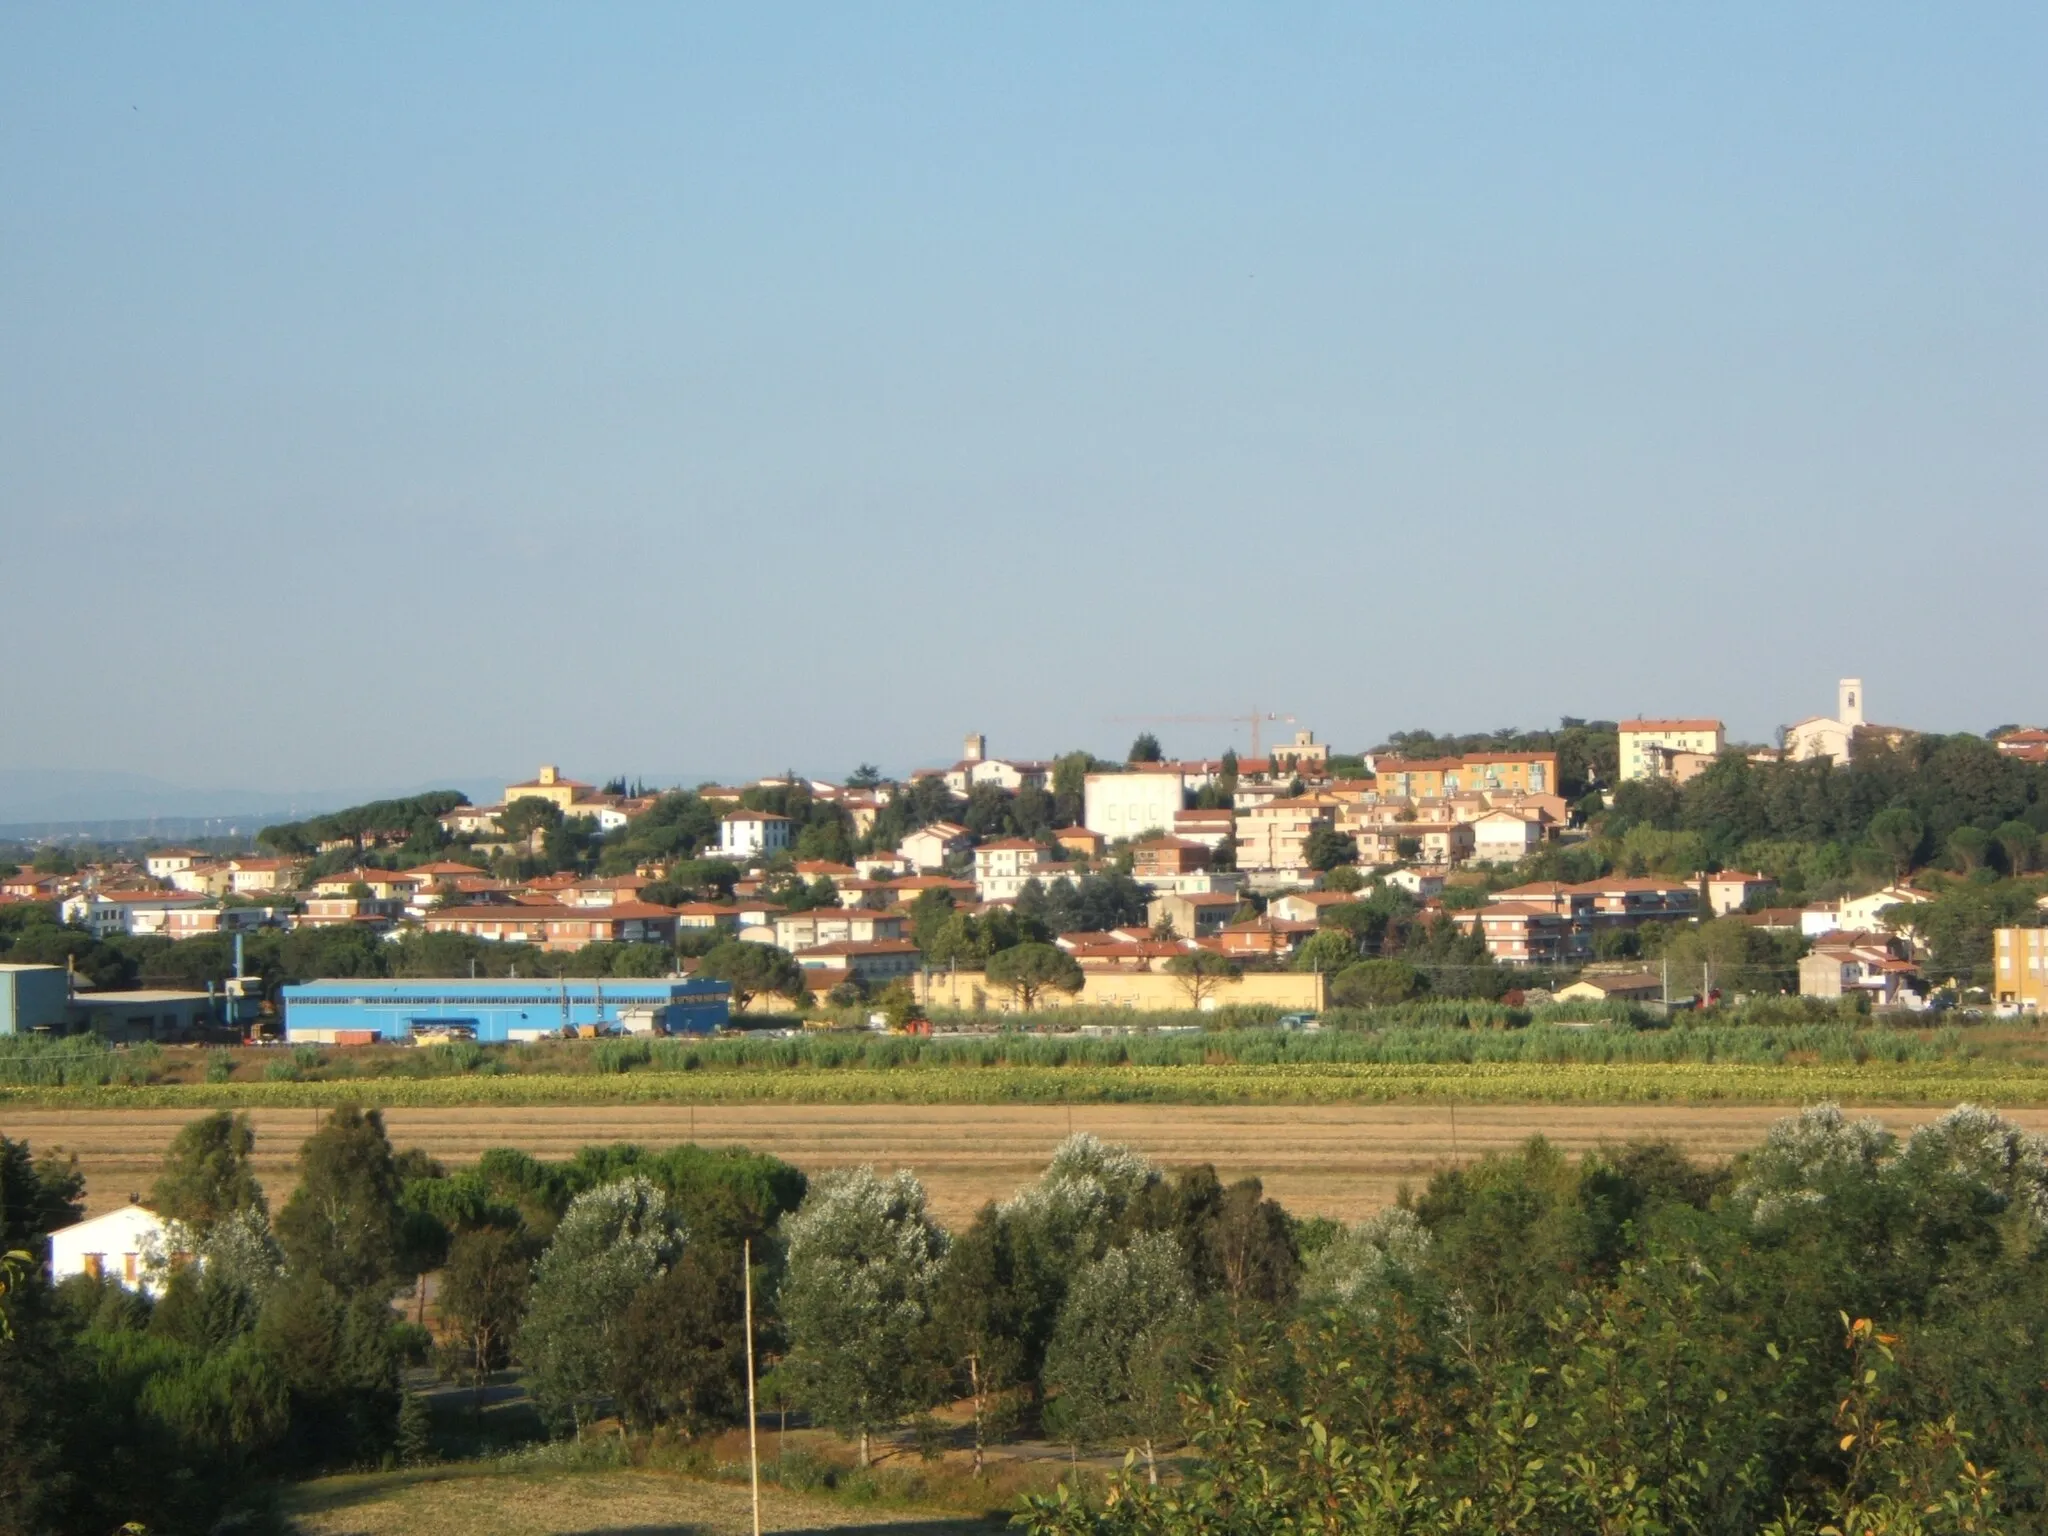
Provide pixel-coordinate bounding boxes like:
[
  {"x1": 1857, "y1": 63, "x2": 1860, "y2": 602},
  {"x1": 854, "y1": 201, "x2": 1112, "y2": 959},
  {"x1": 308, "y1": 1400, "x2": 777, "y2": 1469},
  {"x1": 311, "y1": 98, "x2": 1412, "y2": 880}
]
[
  {"x1": 914, "y1": 967, "x2": 1326, "y2": 1015},
  {"x1": 505, "y1": 764, "x2": 593, "y2": 811},
  {"x1": 1993, "y1": 927, "x2": 2048, "y2": 1012}
]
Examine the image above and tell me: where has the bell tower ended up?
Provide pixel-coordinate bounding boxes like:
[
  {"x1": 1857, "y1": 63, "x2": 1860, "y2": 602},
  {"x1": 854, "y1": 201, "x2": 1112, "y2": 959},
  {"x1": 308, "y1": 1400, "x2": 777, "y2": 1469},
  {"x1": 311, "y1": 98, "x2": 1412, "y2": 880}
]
[{"x1": 1838, "y1": 679, "x2": 1864, "y2": 729}]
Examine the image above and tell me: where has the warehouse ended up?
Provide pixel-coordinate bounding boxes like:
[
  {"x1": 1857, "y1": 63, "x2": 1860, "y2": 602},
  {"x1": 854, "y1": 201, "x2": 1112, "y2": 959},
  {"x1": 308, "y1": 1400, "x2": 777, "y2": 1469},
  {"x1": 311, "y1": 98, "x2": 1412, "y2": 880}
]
[{"x1": 282, "y1": 977, "x2": 730, "y2": 1044}]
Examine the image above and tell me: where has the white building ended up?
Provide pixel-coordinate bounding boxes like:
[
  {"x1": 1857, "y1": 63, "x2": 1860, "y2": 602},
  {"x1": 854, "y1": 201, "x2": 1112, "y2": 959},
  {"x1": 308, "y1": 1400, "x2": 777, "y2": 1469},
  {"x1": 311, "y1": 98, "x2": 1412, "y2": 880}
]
[
  {"x1": 1083, "y1": 770, "x2": 1189, "y2": 840},
  {"x1": 1783, "y1": 678, "x2": 1909, "y2": 763},
  {"x1": 1617, "y1": 719, "x2": 1726, "y2": 782},
  {"x1": 48, "y1": 1204, "x2": 176, "y2": 1297},
  {"x1": 1470, "y1": 809, "x2": 1545, "y2": 866},
  {"x1": 1383, "y1": 866, "x2": 1449, "y2": 900},
  {"x1": 718, "y1": 808, "x2": 792, "y2": 861},
  {"x1": 60, "y1": 890, "x2": 213, "y2": 939},
  {"x1": 143, "y1": 849, "x2": 201, "y2": 881},
  {"x1": 972, "y1": 838, "x2": 1051, "y2": 902},
  {"x1": 898, "y1": 821, "x2": 972, "y2": 872}
]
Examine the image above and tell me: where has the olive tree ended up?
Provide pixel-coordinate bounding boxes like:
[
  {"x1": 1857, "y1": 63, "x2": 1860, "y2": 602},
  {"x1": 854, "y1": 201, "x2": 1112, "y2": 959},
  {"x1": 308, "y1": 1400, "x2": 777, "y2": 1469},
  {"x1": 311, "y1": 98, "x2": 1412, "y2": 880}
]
[
  {"x1": 779, "y1": 1166, "x2": 949, "y2": 1467},
  {"x1": 519, "y1": 1176, "x2": 682, "y2": 1431},
  {"x1": 1042, "y1": 1231, "x2": 1193, "y2": 1481}
]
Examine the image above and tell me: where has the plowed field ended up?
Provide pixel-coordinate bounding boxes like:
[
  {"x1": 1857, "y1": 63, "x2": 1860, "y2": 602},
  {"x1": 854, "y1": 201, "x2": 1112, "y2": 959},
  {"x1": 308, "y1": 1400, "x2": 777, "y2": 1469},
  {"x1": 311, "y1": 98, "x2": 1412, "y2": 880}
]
[{"x1": 16, "y1": 1101, "x2": 2047, "y2": 1225}]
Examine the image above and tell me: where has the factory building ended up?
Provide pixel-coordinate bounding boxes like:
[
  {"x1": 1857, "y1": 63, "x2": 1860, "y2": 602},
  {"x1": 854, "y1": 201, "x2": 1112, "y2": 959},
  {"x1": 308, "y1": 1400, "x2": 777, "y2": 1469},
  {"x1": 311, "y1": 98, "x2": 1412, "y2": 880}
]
[{"x1": 282, "y1": 977, "x2": 731, "y2": 1044}]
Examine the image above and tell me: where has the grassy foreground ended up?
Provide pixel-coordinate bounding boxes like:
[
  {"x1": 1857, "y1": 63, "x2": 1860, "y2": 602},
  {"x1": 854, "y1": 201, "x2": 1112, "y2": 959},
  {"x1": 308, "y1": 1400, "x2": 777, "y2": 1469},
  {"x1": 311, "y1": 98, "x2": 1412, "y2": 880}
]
[
  {"x1": 282, "y1": 1463, "x2": 990, "y2": 1536},
  {"x1": 10, "y1": 1057, "x2": 2048, "y2": 1107}
]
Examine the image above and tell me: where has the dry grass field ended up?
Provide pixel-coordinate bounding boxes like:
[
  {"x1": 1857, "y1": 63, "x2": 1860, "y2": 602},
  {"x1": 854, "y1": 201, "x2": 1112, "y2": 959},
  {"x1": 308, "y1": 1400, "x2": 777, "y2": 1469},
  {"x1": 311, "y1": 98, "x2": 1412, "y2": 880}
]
[
  {"x1": 17, "y1": 1100, "x2": 2048, "y2": 1225},
  {"x1": 282, "y1": 1465, "x2": 990, "y2": 1536}
]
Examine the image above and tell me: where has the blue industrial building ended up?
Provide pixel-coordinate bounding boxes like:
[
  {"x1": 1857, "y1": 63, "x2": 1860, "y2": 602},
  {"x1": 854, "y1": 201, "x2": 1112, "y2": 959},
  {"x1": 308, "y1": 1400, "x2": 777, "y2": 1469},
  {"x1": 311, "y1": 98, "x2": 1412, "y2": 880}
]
[{"x1": 282, "y1": 977, "x2": 731, "y2": 1043}]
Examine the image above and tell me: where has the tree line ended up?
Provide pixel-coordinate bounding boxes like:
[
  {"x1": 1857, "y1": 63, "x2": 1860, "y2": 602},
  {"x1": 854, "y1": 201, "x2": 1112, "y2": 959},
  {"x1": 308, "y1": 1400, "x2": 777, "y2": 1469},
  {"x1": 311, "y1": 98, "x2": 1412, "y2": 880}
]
[{"x1": 10, "y1": 1103, "x2": 2048, "y2": 1533}]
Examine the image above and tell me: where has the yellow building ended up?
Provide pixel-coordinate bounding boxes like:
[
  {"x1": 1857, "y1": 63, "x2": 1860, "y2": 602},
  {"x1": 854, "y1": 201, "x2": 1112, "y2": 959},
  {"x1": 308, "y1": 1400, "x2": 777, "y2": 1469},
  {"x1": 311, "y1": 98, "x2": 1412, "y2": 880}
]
[
  {"x1": 1617, "y1": 719, "x2": 1725, "y2": 782},
  {"x1": 505, "y1": 764, "x2": 594, "y2": 812},
  {"x1": 1371, "y1": 752, "x2": 1559, "y2": 799},
  {"x1": 1993, "y1": 927, "x2": 2048, "y2": 1013}
]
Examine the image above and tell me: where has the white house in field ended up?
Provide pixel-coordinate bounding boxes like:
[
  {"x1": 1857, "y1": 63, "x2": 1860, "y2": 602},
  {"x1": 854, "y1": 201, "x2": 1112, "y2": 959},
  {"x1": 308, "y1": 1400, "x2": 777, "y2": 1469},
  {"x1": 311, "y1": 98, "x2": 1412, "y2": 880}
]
[{"x1": 47, "y1": 1204, "x2": 176, "y2": 1297}]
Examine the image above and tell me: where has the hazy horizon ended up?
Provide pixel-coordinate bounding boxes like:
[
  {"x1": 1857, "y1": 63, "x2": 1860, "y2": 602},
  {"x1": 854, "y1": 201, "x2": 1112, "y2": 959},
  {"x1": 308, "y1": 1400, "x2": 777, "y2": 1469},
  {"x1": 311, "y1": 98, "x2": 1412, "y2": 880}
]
[{"x1": 6, "y1": 5, "x2": 2042, "y2": 793}]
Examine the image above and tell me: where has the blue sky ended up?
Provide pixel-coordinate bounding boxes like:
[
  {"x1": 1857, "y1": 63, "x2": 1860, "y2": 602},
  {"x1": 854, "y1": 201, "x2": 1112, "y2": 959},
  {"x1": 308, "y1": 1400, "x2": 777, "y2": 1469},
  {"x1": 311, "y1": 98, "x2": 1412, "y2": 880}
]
[{"x1": 4, "y1": 5, "x2": 2043, "y2": 800}]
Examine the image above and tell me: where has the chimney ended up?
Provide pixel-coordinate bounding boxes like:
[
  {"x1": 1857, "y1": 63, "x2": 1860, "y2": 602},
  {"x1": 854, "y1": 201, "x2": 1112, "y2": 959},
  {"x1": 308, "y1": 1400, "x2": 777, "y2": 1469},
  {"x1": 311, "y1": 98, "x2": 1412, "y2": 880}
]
[{"x1": 962, "y1": 734, "x2": 987, "y2": 764}]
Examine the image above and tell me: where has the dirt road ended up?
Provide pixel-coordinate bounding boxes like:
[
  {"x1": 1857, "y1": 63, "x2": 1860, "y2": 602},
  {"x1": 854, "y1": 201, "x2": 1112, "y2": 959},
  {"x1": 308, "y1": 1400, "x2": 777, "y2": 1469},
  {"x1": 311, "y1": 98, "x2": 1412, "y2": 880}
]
[{"x1": 14, "y1": 1100, "x2": 2043, "y2": 1224}]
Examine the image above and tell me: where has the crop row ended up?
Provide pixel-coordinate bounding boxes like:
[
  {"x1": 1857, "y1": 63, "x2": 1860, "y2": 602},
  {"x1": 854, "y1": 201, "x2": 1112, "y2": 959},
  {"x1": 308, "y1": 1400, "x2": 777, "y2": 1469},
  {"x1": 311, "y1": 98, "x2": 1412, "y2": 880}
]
[{"x1": 8, "y1": 1058, "x2": 2048, "y2": 1109}]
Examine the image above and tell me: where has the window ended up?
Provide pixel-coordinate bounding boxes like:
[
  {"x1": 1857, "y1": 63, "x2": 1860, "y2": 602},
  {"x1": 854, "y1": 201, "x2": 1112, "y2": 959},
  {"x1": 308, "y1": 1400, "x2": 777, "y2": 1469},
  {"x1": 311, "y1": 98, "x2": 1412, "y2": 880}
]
[{"x1": 123, "y1": 1253, "x2": 139, "y2": 1284}]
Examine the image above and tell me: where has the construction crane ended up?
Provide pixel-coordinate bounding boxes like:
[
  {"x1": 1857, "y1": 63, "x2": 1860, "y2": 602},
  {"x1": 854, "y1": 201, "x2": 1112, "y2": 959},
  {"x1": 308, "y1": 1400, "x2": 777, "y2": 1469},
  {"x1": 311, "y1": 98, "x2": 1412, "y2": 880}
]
[{"x1": 1109, "y1": 709, "x2": 1296, "y2": 759}]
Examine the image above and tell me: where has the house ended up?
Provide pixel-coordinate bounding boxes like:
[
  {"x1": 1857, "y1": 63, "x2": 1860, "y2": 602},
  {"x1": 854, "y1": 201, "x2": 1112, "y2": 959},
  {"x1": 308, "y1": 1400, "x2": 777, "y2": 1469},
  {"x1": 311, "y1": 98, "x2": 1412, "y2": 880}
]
[
  {"x1": 767, "y1": 909, "x2": 909, "y2": 952},
  {"x1": 1218, "y1": 915, "x2": 1318, "y2": 959},
  {"x1": 1372, "y1": 752, "x2": 1559, "y2": 799},
  {"x1": 0, "y1": 872, "x2": 68, "y2": 903},
  {"x1": 1800, "y1": 936, "x2": 1920, "y2": 1006},
  {"x1": 972, "y1": 838, "x2": 1052, "y2": 901},
  {"x1": 853, "y1": 852, "x2": 914, "y2": 880},
  {"x1": 1352, "y1": 819, "x2": 1474, "y2": 869},
  {"x1": 1131, "y1": 837, "x2": 1211, "y2": 879},
  {"x1": 1457, "y1": 903, "x2": 1578, "y2": 966},
  {"x1": 1470, "y1": 809, "x2": 1545, "y2": 866},
  {"x1": 143, "y1": 849, "x2": 203, "y2": 881},
  {"x1": 559, "y1": 875, "x2": 655, "y2": 909},
  {"x1": 1383, "y1": 866, "x2": 1449, "y2": 900},
  {"x1": 1784, "y1": 679, "x2": 1913, "y2": 763},
  {"x1": 60, "y1": 889, "x2": 214, "y2": 939},
  {"x1": 226, "y1": 857, "x2": 300, "y2": 894},
  {"x1": 898, "y1": 821, "x2": 972, "y2": 872},
  {"x1": 504, "y1": 764, "x2": 596, "y2": 813},
  {"x1": 1056, "y1": 936, "x2": 1195, "y2": 972},
  {"x1": 1083, "y1": 769, "x2": 1192, "y2": 840},
  {"x1": 48, "y1": 1205, "x2": 177, "y2": 1296},
  {"x1": 1053, "y1": 826, "x2": 1107, "y2": 860},
  {"x1": 1146, "y1": 891, "x2": 1242, "y2": 939},
  {"x1": 1617, "y1": 720, "x2": 1726, "y2": 782},
  {"x1": 311, "y1": 869, "x2": 424, "y2": 901},
  {"x1": 791, "y1": 939, "x2": 921, "y2": 986},
  {"x1": 1235, "y1": 796, "x2": 1339, "y2": 877},
  {"x1": 1267, "y1": 890, "x2": 1363, "y2": 924},
  {"x1": 719, "y1": 808, "x2": 792, "y2": 862},
  {"x1": 1554, "y1": 971, "x2": 1666, "y2": 1003},
  {"x1": 423, "y1": 901, "x2": 679, "y2": 950},
  {"x1": 920, "y1": 734, "x2": 1053, "y2": 796},
  {"x1": 1837, "y1": 884, "x2": 1932, "y2": 936},
  {"x1": 882, "y1": 874, "x2": 977, "y2": 904},
  {"x1": 1170, "y1": 809, "x2": 1234, "y2": 852},
  {"x1": 672, "y1": 902, "x2": 741, "y2": 933},
  {"x1": 1269, "y1": 730, "x2": 1330, "y2": 777},
  {"x1": 1703, "y1": 871, "x2": 1776, "y2": 917},
  {"x1": 1993, "y1": 729, "x2": 2048, "y2": 765},
  {"x1": 1993, "y1": 927, "x2": 2048, "y2": 1012},
  {"x1": 299, "y1": 895, "x2": 402, "y2": 931},
  {"x1": 439, "y1": 803, "x2": 505, "y2": 837}
]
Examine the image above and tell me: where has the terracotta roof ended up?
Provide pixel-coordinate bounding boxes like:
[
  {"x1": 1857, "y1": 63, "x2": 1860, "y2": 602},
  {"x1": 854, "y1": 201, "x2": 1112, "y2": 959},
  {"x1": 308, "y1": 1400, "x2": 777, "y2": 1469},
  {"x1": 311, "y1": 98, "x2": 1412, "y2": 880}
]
[
  {"x1": 975, "y1": 838, "x2": 1043, "y2": 852},
  {"x1": 1619, "y1": 719, "x2": 1723, "y2": 733},
  {"x1": 722, "y1": 808, "x2": 791, "y2": 822}
]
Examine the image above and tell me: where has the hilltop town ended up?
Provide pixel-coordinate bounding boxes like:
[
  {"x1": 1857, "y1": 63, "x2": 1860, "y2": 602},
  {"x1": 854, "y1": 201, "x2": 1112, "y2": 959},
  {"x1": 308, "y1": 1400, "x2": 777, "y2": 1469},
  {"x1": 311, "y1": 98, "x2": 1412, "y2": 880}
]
[{"x1": 4, "y1": 678, "x2": 2048, "y2": 1041}]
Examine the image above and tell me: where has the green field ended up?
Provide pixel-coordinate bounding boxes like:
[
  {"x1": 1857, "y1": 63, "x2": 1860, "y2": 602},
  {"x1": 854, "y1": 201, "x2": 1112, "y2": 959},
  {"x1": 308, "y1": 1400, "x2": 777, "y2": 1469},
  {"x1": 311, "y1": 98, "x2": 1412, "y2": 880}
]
[{"x1": 9, "y1": 1057, "x2": 2048, "y2": 1108}]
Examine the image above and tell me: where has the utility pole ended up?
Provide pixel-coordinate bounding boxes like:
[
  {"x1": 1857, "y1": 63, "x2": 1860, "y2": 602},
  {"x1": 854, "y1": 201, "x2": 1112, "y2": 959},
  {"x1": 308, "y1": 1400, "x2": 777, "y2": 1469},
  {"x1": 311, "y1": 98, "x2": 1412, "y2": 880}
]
[{"x1": 744, "y1": 1239, "x2": 761, "y2": 1536}]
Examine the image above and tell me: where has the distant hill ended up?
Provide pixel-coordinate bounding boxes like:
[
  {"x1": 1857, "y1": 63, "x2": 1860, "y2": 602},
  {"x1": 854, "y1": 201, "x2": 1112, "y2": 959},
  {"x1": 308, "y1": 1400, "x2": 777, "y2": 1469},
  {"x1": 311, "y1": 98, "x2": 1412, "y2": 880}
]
[{"x1": 0, "y1": 768, "x2": 501, "y2": 837}]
